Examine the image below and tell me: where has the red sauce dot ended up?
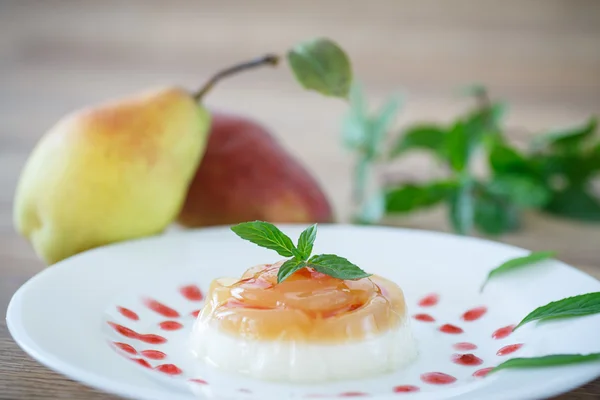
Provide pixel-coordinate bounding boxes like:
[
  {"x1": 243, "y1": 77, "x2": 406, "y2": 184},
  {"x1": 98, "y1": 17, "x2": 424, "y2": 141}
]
[
  {"x1": 339, "y1": 393, "x2": 368, "y2": 397},
  {"x1": 107, "y1": 322, "x2": 139, "y2": 339},
  {"x1": 114, "y1": 342, "x2": 137, "y2": 355},
  {"x1": 453, "y1": 342, "x2": 477, "y2": 351},
  {"x1": 421, "y1": 372, "x2": 457, "y2": 385},
  {"x1": 143, "y1": 298, "x2": 180, "y2": 318},
  {"x1": 179, "y1": 285, "x2": 204, "y2": 301},
  {"x1": 155, "y1": 363, "x2": 182, "y2": 375},
  {"x1": 159, "y1": 321, "x2": 183, "y2": 331},
  {"x1": 139, "y1": 334, "x2": 167, "y2": 344},
  {"x1": 189, "y1": 378, "x2": 208, "y2": 384},
  {"x1": 393, "y1": 385, "x2": 420, "y2": 393},
  {"x1": 451, "y1": 353, "x2": 483, "y2": 366},
  {"x1": 439, "y1": 324, "x2": 463, "y2": 334},
  {"x1": 492, "y1": 325, "x2": 515, "y2": 340},
  {"x1": 131, "y1": 358, "x2": 151, "y2": 368},
  {"x1": 418, "y1": 293, "x2": 439, "y2": 307},
  {"x1": 413, "y1": 313, "x2": 435, "y2": 322},
  {"x1": 473, "y1": 367, "x2": 494, "y2": 378},
  {"x1": 497, "y1": 343, "x2": 524, "y2": 356},
  {"x1": 117, "y1": 306, "x2": 139, "y2": 321},
  {"x1": 140, "y1": 350, "x2": 166, "y2": 360},
  {"x1": 461, "y1": 306, "x2": 487, "y2": 322}
]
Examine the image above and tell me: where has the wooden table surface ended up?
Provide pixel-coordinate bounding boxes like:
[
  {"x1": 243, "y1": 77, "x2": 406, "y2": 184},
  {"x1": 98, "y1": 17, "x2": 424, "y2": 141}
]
[{"x1": 1, "y1": 1, "x2": 599, "y2": 399}]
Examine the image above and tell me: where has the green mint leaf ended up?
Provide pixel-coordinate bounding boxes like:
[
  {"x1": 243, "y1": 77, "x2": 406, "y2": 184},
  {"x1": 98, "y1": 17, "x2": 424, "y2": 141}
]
[
  {"x1": 544, "y1": 186, "x2": 600, "y2": 222},
  {"x1": 480, "y1": 251, "x2": 555, "y2": 292},
  {"x1": 341, "y1": 82, "x2": 368, "y2": 149},
  {"x1": 445, "y1": 121, "x2": 470, "y2": 172},
  {"x1": 390, "y1": 124, "x2": 447, "y2": 159},
  {"x1": 367, "y1": 94, "x2": 402, "y2": 159},
  {"x1": 489, "y1": 142, "x2": 533, "y2": 175},
  {"x1": 531, "y1": 116, "x2": 597, "y2": 152},
  {"x1": 297, "y1": 224, "x2": 317, "y2": 260},
  {"x1": 486, "y1": 175, "x2": 551, "y2": 208},
  {"x1": 277, "y1": 258, "x2": 307, "y2": 283},
  {"x1": 385, "y1": 181, "x2": 455, "y2": 213},
  {"x1": 490, "y1": 353, "x2": 600, "y2": 374},
  {"x1": 448, "y1": 176, "x2": 475, "y2": 235},
  {"x1": 514, "y1": 292, "x2": 600, "y2": 330},
  {"x1": 308, "y1": 254, "x2": 371, "y2": 280},
  {"x1": 287, "y1": 37, "x2": 352, "y2": 99},
  {"x1": 231, "y1": 221, "x2": 297, "y2": 258},
  {"x1": 473, "y1": 191, "x2": 520, "y2": 236}
]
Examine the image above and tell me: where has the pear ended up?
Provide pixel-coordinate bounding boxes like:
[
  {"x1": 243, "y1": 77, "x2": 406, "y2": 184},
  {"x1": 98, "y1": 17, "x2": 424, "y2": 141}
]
[
  {"x1": 177, "y1": 111, "x2": 334, "y2": 227},
  {"x1": 14, "y1": 55, "x2": 279, "y2": 265}
]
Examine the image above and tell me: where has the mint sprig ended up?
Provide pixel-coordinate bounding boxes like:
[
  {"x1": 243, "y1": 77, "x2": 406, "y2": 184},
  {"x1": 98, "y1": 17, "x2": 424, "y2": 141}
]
[
  {"x1": 231, "y1": 221, "x2": 371, "y2": 283},
  {"x1": 480, "y1": 251, "x2": 555, "y2": 292},
  {"x1": 514, "y1": 292, "x2": 600, "y2": 330},
  {"x1": 490, "y1": 353, "x2": 600, "y2": 374}
]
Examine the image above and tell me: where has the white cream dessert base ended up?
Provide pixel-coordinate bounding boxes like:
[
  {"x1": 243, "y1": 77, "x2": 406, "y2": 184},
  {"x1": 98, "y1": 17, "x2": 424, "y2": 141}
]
[{"x1": 189, "y1": 318, "x2": 418, "y2": 383}]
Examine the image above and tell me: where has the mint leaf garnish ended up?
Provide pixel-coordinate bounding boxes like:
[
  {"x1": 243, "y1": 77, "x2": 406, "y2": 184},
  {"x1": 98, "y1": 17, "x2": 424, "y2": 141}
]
[
  {"x1": 490, "y1": 353, "x2": 600, "y2": 374},
  {"x1": 277, "y1": 258, "x2": 306, "y2": 283},
  {"x1": 308, "y1": 254, "x2": 371, "y2": 280},
  {"x1": 286, "y1": 37, "x2": 352, "y2": 99},
  {"x1": 297, "y1": 223, "x2": 317, "y2": 260},
  {"x1": 480, "y1": 251, "x2": 555, "y2": 292},
  {"x1": 230, "y1": 221, "x2": 297, "y2": 258},
  {"x1": 514, "y1": 292, "x2": 600, "y2": 330},
  {"x1": 230, "y1": 221, "x2": 370, "y2": 284}
]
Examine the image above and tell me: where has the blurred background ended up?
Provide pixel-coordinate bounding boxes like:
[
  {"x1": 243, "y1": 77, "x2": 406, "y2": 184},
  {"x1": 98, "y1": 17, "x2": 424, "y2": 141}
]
[{"x1": 1, "y1": 1, "x2": 600, "y2": 398}]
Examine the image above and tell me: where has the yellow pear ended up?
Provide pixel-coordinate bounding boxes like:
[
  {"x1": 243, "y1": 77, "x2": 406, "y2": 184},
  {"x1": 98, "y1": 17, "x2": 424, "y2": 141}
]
[
  {"x1": 13, "y1": 87, "x2": 210, "y2": 264},
  {"x1": 13, "y1": 54, "x2": 279, "y2": 265}
]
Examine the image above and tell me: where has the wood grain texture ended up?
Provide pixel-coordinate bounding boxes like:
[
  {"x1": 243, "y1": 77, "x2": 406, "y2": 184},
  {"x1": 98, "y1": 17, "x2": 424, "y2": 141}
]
[{"x1": 1, "y1": 1, "x2": 599, "y2": 399}]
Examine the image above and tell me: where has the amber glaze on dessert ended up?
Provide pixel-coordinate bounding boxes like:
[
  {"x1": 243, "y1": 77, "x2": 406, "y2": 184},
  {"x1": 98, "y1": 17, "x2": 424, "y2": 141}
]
[{"x1": 196, "y1": 260, "x2": 407, "y2": 342}]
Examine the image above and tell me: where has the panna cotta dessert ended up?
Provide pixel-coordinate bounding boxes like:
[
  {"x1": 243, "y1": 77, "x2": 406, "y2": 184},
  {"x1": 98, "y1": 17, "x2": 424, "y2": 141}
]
[{"x1": 190, "y1": 260, "x2": 418, "y2": 383}]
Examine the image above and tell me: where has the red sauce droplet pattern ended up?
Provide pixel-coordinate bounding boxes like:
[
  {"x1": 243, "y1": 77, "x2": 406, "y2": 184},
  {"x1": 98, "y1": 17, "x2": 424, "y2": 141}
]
[
  {"x1": 393, "y1": 385, "x2": 420, "y2": 393},
  {"x1": 155, "y1": 363, "x2": 182, "y2": 375},
  {"x1": 418, "y1": 293, "x2": 439, "y2": 307},
  {"x1": 107, "y1": 322, "x2": 139, "y2": 339},
  {"x1": 159, "y1": 321, "x2": 183, "y2": 331},
  {"x1": 492, "y1": 324, "x2": 515, "y2": 340},
  {"x1": 461, "y1": 306, "x2": 487, "y2": 321},
  {"x1": 190, "y1": 310, "x2": 201, "y2": 318},
  {"x1": 473, "y1": 367, "x2": 494, "y2": 378},
  {"x1": 451, "y1": 353, "x2": 483, "y2": 366},
  {"x1": 131, "y1": 358, "x2": 151, "y2": 368},
  {"x1": 189, "y1": 378, "x2": 208, "y2": 384},
  {"x1": 420, "y1": 372, "x2": 457, "y2": 385},
  {"x1": 117, "y1": 306, "x2": 139, "y2": 321},
  {"x1": 141, "y1": 350, "x2": 166, "y2": 360},
  {"x1": 179, "y1": 285, "x2": 204, "y2": 301},
  {"x1": 413, "y1": 313, "x2": 435, "y2": 322},
  {"x1": 497, "y1": 343, "x2": 524, "y2": 356},
  {"x1": 113, "y1": 342, "x2": 137, "y2": 355},
  {"x1": 439, "y1": 324, "x2": 463, "y2": 334},
  {"x1": 143, "y1": 298, "x2": 180, "y2": 318},
  {"x1": 139, "y1": 334, "x2": 167, "y2": 344},
  {"x1": 453, "y1": 342, "x2": 477, "y2": 351}
]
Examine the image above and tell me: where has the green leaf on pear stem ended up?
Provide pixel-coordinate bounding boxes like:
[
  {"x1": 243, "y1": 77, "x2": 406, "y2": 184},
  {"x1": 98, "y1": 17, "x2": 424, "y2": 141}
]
[
  {"x1": 287, "y1": 37, "x2": 352, "y2": 99},
  {"x1": 480, "y1": 251, "x2": 555, "y2": 292},
  {"x1": 514, "y1": 292, "x2": 600, "y2": 330},
  {"x1": 490, "y1": 353, "x2": 600, "y2": 374}
]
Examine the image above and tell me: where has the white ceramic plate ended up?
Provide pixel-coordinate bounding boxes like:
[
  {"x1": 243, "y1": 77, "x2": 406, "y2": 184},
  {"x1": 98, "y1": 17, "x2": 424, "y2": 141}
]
[{"x1": 6, "y1": 224, "x2": 600, "y2": 400}]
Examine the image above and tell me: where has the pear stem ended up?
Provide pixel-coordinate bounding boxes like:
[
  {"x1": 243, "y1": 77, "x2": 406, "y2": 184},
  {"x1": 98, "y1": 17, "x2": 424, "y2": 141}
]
[{"x1": 194, "y1": 54, "x2": 280, "y2": 101}]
